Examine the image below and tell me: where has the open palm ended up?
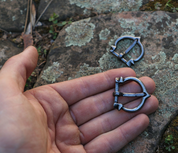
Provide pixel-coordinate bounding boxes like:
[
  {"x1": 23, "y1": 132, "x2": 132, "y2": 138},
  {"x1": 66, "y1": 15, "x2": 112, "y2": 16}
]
[{"x1": 0, "y1": 47, "x2": 158, "y2": 153}]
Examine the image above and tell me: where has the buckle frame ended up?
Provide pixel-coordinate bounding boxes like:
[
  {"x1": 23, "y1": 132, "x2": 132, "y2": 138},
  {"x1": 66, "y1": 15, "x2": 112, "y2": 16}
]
[
  {"x1": 110, "y1": 36, "x2": 144, "y2": 67},
  {"x1": 113, "y1": 77, "x2": 150, "y2": 112}
]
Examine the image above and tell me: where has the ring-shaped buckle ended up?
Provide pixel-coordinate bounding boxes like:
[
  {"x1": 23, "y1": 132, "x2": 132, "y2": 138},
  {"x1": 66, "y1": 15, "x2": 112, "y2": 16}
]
[
  {"x1": 110, "y1": 36, "x2": 144, "y2": 67},
  {"x1": 113, "y1": 77, "x2": 150, "y2": 112}
]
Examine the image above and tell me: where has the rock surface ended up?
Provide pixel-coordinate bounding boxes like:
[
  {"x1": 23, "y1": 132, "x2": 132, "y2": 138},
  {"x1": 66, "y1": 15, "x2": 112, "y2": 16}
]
[
  {"x1": 0, "y1": 40, "x2": 22, "y2": 69},
  {"x1": 0, "y1": 0, "x2": 27, "y2": 32},
  {"x1": 35, "y1": 11, "x2": 178, "y2": 153},
  {"x1": 38, "y1": 0, "x2": 149, "y2": 21}
]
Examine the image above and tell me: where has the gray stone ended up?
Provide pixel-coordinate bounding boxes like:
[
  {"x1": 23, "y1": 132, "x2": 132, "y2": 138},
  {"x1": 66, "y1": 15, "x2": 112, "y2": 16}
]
[
  {"x1": 0, "y1": 0, "x2": 27, "y2": 32},
  {"x1": 35, "y1": 11, "x2": 178, "y2": 153},
  {"x1": 0, "y1": 40, "x2": 22, "y2": 69},
  {"x1": 38, "y1": 0, "x2": 149, "y2": 21}
]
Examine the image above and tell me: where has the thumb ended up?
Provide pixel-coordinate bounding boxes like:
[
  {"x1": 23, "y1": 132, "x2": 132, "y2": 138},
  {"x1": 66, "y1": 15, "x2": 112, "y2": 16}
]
[{"x1": 0, "y1": 46, "x2": 38, "y2": 96}]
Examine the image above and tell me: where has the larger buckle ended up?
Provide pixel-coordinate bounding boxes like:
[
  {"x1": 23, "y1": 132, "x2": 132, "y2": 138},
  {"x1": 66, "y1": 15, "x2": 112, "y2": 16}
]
[
  {"x1": 113, "y1": 77, "x2": 150, "y2": 112},
  {"x1": 110, "y1": 36, "x2": 144, "y2": 67}
]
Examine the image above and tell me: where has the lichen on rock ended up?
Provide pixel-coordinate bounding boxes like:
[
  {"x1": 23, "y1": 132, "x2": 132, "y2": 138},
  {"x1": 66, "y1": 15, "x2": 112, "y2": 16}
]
[
  {"x1": 69, "y1": 0, "x2": 142, "y2": 14},
  {"x1": 65, "y1": 18, "x2": 95, "y2": 47},
  {"x1": 172, "y1": 53, "x2": 178, "y2": 64},
  {"x1": 98, "y1": 35, "x2": 124, "y2": 69},
  {"x1": 99, "y1": 52, "x2": 124, "y2": 70},
  {"x1": 41, "y1": 62, "x2": 63, "y2": 83},
  {"x1": 99, "y1": 28, "x2": 110, "y2": 40},
  {"x1": 151, "y1": 51, "x2": 167, "y2": 70},
  {"x1": 158, "y1": 106, "x2": 176, "y2": 119},
  {"x1": 153, "y1": 69, "x2": 178, "y2": 95},
  {"x1": 134, "y1": 51, "x2": 176, "y2": 76},
  {"x1": 118, "y1": 18, "x2": 137, "y2": 29},
  {"x1": 117, "y1": 12, "x2": 175, "y2": 38},
  {"x1": 148, "y1": 52, "x2": 178, "y2": 97},
  {"x1": 68, "y1": 63, "x2": 101, "y2": 80},
  {"x1": 175, "y1": 64, "x2": 178, "y2": 70}
]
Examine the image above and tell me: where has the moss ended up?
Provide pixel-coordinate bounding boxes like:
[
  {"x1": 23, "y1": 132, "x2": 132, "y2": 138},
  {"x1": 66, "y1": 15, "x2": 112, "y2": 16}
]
[
  {"x1": 65, "y1": 18, "x2": 95, "y2": 47},
  {"x1": 154, "y1": 2, "x2": 162, "y2": 10},
  {"x1": 69, "y1": 0, "x2": 143, "y2": 14},
  {"x1": 99, "y1": 28, "x2": 110, "y2": 40},
  {"x1": 158, "y1": 116, "x2": 178, "y2": 152},
  {"x1": 140, "y1": 0, "x2": 178, "y2": 12},
  {"x1": 41, "y1": 62, "x2": 63, "y2": 83}
]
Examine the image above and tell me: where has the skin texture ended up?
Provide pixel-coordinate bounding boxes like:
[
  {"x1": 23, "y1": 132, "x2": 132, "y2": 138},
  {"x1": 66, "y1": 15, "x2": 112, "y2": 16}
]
[{"x1": 0, "y1": 46, "x2": 158, "y2": 153}]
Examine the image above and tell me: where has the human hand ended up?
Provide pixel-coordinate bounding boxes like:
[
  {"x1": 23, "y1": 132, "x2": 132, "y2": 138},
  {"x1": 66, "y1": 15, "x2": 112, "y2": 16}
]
[{"x1": 0, "y1": 46, "x2": 158, "y2": 153}]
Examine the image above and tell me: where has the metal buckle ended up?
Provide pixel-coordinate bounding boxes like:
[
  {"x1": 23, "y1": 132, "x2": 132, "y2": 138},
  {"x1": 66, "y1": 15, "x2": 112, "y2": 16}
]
[
  {"x1": 113, "y1": 77, "x2": 150, "y2": 112},
  {"x1": 110, "y1": 36, "x2": 144, "y2": 67}
]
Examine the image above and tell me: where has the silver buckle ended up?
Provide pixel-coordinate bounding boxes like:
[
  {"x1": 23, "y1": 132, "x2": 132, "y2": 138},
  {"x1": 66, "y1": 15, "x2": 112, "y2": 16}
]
[
  {"x1": 110, "y1": 36, "x2": 144, "y2": 67},
  {"x1": 113, "y1": 77, "x2": 150, "y2": 112}
]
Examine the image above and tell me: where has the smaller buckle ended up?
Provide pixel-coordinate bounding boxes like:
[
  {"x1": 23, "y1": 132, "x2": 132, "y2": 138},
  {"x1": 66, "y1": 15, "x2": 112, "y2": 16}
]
[
  {"x1": 110, "y1": 36, "x2": 144, "y2": 67},
  {"x1": 113, "y1": 77, "x2": 150, "y2": 112}
]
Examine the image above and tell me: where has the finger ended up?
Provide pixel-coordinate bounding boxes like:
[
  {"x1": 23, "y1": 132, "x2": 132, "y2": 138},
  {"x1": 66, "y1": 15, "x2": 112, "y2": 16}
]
[
  {"x1": 70, "y1": 77, "x2": 155, "y2": 125},
  {"x1": 0, "y1": 46, "x2": 38, "y2": 95},
  {"x1": 84, "y1": 114, "x2": 149, "y2": 153},
  {"x1": 50, "y1": 68, "x2": 136, "y2": 105},
  {"x1": 79, "y1": 95, "x2": 158, "y2": 144}
]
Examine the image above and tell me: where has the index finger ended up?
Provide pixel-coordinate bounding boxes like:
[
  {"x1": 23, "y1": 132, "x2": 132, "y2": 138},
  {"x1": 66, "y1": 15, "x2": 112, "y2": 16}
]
[{"x1": 50, "y1": 68, "x2": 136, "y2": 105}]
